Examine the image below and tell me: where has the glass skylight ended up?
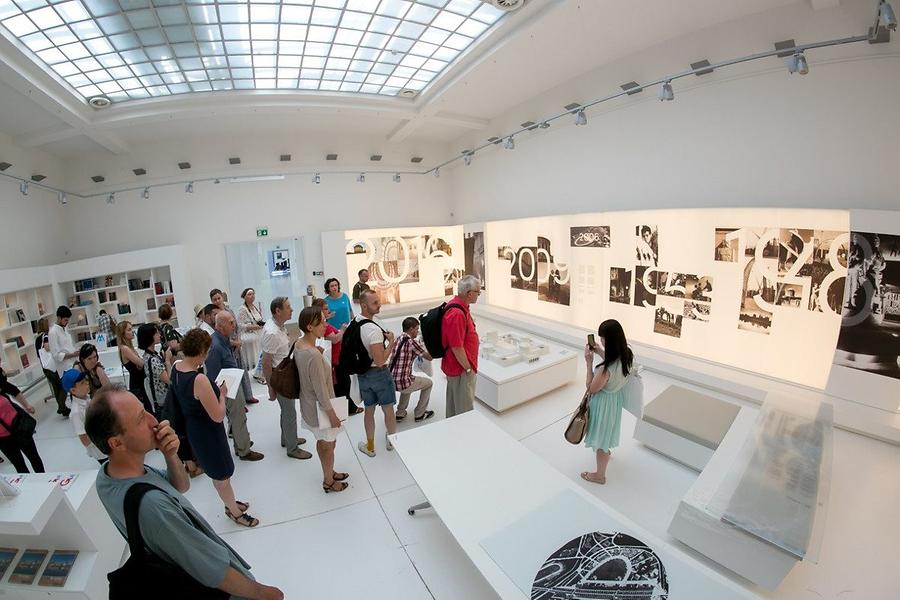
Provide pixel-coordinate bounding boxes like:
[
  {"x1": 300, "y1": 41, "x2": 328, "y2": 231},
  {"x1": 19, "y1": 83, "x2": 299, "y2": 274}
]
[{"x1": 0, "y1": 0, "x2": 506, "y2": 103}]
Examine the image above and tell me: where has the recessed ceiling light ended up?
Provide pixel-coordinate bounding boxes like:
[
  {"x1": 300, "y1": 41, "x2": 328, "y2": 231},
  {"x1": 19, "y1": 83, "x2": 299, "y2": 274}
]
[
  {"x1": 620, "y1": 81, "x2": 642, "y2": 95},
  {"x1": 400, "y1": 89, "x2": 418, "y2": 98},
  {"x1": 133, "y1": 168, "x2": 147, "y2": 176},
  {"x1": 326, "y1": 154, "x2": 338, "y2": 161},
  {"x1": 280, "y1": 154, "x2": 291, "y2": 162},
  {"x1": 228, "y1": 157, "x2": 241, "y2": 165},
  {"x1": 178, "y1": 162, "x2": 191, "y2": 170},
  {"x1": 91, "y1": 175, "x2": 105, "y2": 183},
  {"x1": 410, "y1": 157, "x2": 423, "y2": 163},
  {"x1": 370, "y1": 155, "x2": 383, "y2": 162},
  {"x1": 88, "y1": 96, "x2": 111, "y2": 108},
  {"x1": 31, "y1": 174, "x2": 46, "y2": 182}
]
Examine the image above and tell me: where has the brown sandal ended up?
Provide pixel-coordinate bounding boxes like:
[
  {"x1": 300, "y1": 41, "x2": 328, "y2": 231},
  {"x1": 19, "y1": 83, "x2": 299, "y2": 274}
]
[
  {"x1": 332, "y1": 472, "x2": 349, "y2": 481},
  {"x1": 323, "y1": 480, "x2": 348, "y2": 493},
  {"x1": 225, "y1": 507, "x2": 259, "y2": 527}
]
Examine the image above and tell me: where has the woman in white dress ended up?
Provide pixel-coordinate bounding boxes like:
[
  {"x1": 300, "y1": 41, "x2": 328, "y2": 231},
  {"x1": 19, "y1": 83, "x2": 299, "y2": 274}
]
[{"x1": 236, "y1": 288, "x2": 265, "y2": 383}]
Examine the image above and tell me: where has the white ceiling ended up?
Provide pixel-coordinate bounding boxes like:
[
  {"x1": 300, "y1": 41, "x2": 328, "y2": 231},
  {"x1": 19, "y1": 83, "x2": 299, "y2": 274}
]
[{"x1": 0, "y1": 0, "x2": 813, "y2": 162}]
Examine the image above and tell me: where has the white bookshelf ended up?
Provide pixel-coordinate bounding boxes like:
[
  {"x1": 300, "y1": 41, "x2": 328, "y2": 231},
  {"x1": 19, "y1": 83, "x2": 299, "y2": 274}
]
[
  {"x1": 60, "y1": 266, "x2": 179, "y2": 346},
  {"x1": 0, "y1": 285, "x2": 54, "y2": 383}
]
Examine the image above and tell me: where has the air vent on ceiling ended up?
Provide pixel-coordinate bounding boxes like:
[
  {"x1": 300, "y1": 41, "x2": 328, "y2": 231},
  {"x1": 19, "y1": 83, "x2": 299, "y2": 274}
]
[
  {"x1": 31, "y1": 174, "x2": 46, "y2": 182},
  {"x1": 620, "y1": 81, "x2": 642, "y2": 95},
  {"x1": 370, "y1": 154, "x2": 382, "y2": 161},
  {"x1": 280, "y1": 154, "x2": 291, "y2": 162},
  {"x1": 228, "y1": 157, "x2": 241, "y2": 165},
  {"x1": 520, "y1": 121, "x2": 538, "y2": 131},
  {"x1": 178, "y1": 162, "x2": 191, "y2": 169},
  {"x1": 487, "y1": 136, "x2": 500, "y2": 143},
  {"x1": 91, "y1": 175, "x2": 105, "y2": 183},
  {"x1": 0, "y1": 162, "x2": 11, "y2": 171},
  {"x1": 691, "y1": 59, "x2": 714, "y2": 75},
  {"x1": 133, "y1": 168, "x2": 147, "y2": 176},
  {"x1": 489, "y1": 0, "x2": 525, "y2": 11},
  {"x1": 326, "y1": 153, "x2": 338, "y2": 161},
  {"x1": 410, "y1": 157, "x2": 423, "y2": 163},
  {"x1": 773, "y1": 40, "x2": 797, "y2": 58},
  {"x1": 563, "y1": 102, "x2": 581, "y2": 111},
  {"x1": 88, "y1": 95, "x2": 111, "y2": 108}
]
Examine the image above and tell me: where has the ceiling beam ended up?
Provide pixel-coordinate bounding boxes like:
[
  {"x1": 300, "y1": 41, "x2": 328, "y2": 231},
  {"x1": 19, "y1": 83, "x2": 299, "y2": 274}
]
[
  {"x1": 431, "y1": 112, "x2": 490, "y2": 130},
  {"x1": 809, "y1": 0, "x2": 841, "y2": 9}
]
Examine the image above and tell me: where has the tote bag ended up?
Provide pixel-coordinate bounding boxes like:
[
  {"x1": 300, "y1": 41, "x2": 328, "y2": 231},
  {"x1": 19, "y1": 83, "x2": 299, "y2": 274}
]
[{"x1": 564, "y1": 391, "x2": 591, "y2": 445}]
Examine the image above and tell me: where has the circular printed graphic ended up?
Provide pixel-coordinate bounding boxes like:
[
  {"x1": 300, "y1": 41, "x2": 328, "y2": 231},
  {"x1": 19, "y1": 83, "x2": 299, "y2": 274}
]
[{"x1": 531, "y1": 531, "x2": 669, "y2": 600}]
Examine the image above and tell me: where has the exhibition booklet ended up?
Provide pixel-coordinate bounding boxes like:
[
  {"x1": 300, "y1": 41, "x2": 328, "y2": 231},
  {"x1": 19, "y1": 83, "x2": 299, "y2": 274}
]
[
  {"x1": 9, "y1": 549, "x2": 48, "y2": 584},
  {"x1": 38, "y1": 550, "x2": 79, "y2": 587},
  {"x1": 0, "y1": 548, "x2": 17, "y2": 580}
]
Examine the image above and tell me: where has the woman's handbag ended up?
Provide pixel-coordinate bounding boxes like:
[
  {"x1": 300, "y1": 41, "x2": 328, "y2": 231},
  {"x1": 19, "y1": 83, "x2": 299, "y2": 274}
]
[
  {"x1": 564, "y1": 390, "x2": 591, "y2": 445},
  {"x1": 0, "y1": 395, "x2": 37, "y2": 441}
]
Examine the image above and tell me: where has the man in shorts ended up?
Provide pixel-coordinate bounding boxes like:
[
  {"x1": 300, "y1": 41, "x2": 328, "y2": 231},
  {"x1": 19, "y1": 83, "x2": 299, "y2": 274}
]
[{"x1": 354, "y1": 289, "x2": 397, "y2": 457}]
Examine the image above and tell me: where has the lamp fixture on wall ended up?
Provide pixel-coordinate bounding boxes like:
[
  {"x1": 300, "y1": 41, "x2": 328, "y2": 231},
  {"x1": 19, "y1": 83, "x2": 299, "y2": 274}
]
[
  {"x1": 434, "y1": 167, "x2": 440, "y2": 178},
  {"x1": 504, "y1": 136, "x2": 515, "y2": 150},
  {"x1": 107, "y1": 193, "x2": 115, "y2": 204},
  {"x1": 787, "y1": 52, "x2": 809, "y2": 75},
  {"x1": 880, "y1": 1, "x2": 897, "y2": 30},
  {"x1": 357, "y1": 173, "x2": 365, "y2": 183},
  {"x1": 574, "y1": 109, "x2": 587, "y2": 125},
  {"x1": 463, "y1": 153, "x2": 473, "y2": 166},
  {"x1": 58, "y1": 192, "x2": 67, "y2": 205},
  {"x1": 393, "y1": 173, "x2": 401, "y2": 183},
  {"x1": 659, "y1": 80, "x2": 675, "y2": 101}
]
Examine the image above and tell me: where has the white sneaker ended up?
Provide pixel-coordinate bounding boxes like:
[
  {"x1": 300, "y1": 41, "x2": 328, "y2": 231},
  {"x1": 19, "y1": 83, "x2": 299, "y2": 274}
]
[
  {"x1": 357, "y1": 441, "x2": 376, "y2": 457},
  {"x1": 385, "y1": 434, "x2": 394, "y2": 451}
]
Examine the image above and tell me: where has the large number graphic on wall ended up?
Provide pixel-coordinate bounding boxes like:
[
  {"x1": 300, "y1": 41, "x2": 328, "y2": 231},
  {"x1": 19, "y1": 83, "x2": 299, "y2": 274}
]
[
  {"x1": 499, "y1": 237, "x2": 571, "y2": 305},
  {"x1": 834, "y1": 231, "x2": 900, "y2": 379}
]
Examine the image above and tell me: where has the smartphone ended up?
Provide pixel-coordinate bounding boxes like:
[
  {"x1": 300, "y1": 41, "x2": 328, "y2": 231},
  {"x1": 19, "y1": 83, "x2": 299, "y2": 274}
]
[{"x1": 587, "y1": 334, "x2": 596, "y2": 349}]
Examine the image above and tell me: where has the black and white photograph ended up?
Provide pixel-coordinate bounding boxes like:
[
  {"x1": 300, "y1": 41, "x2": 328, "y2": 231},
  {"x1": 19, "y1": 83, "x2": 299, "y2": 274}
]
[
  {"x1": 739, "y1": 296, "x2": 772, "y2": 334},
  {"x1": 538, "y1": 263, "x2": 571, "y2": 305},
  {"x1": 684, "y1": 300, "x2": 711, "y2": 321},
  {"x1": 370, "y1": 280, "x2": 400, "y2": 305},
  {"x1": 464, "y1": 231, "x2": 486, "y2": 289},
  {"x1": 509, "y1": 246, "x2": 538, "y2": 292},
  {"x1": 376, "y1": 237, "x2": 420, "y2": 283},
  {"x1": 635, "y1": 224, "x2": 659, "y2": 267},
  {"x1": 609, "y1": 267, "x2": 632, "y2": 304},
  {"x1": 743, "y1": 227, "x2": 778, "y2": 258},
  {"x1": 345, "y1": 240, "x2": 367, "y2": 255},
  {"x1": 443, "y1": 268, "x2": 464, "y2": 296},
  {"x1": 531, "y1": 531, "x2": 669, "y2": 600},
  {"x1": 658, "y1": 272, "x2": 686, "y2": 298},
  {"x1": 269, "y1": 249, "x2": 291, "y2": 277},
  {"x1": 633, "y1": 266, "x2": 657, "y2": 308},
  {"x1": 775, "y1": 283, "x2": 804, "y2": 307},
  {"x1": 570, "y1": 225, "x2": 610, "y2": 248},
  {"x1": 835, "y1": 231, "x2": 900, "y2": 379},
  {"x1": 739, "y1": 261, "x2": 774, "y2": 334},
  {"x1": 686, "y1": 275, "x2": 714, "y2": 302},
  {"x1": 653, "y1": 297, "x2": 683, "y2": 338},
  {"x1": 777, "y1": 229, "x2": 811, "y2": 274},
  {"x1": 715, "y1": 228, "x2": 739, "y2": 262}
]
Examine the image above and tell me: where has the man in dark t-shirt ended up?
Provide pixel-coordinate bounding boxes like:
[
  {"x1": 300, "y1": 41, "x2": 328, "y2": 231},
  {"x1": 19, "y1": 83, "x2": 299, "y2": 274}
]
[{"x1": 351, "y1": 268, "x2": 371, "y2": 304}]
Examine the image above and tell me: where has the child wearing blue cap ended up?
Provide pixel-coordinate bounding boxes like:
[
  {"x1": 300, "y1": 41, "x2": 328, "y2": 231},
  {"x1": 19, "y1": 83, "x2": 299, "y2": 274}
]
[{"x1": 61, "y1": 369, "x2": 106, "y2": 463}]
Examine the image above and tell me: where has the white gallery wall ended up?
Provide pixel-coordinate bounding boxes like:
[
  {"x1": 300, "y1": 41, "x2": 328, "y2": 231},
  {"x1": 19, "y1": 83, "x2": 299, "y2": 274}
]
[{"x1": 448, "y1": 0, "x2": 900, "y2": 223}]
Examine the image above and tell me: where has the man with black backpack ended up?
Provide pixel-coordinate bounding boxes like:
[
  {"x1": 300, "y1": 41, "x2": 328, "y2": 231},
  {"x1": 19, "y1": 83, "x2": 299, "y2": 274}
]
[
  {"x1": 86, "y1": 384, "x2": 283, "y2": 600},
  {"x1": 441, "y1": 275, "x2": 482, "y2": 418},
  {"x1": 340, "y1": 289, "x2": 398, "y2": 458}
]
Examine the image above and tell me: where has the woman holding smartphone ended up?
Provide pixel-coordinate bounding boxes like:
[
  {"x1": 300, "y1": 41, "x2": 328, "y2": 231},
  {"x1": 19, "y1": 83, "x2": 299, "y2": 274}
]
[{"x1": 581, "y1": 319, "x2": 633, "y2": 485}]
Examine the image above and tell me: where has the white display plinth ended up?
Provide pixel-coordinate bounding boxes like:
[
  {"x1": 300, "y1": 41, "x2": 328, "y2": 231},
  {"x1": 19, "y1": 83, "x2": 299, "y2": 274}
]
[
  {"x1": 391, "y1": 412, "x2": 756, "y2": 599},
  {"x1": 0, "y1": 473, "x2": 124, "y2": 599},
  {"x1": 475, "y1": 337, "x2": 577, "y2": 412},
  {"x1": 668, "y1": 408, "x2": 798, "y2": 590}
]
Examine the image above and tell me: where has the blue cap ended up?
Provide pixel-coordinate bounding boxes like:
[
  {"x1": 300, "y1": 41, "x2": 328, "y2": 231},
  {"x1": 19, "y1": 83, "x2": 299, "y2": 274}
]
[{"x1": 61, "y1": 368, "x2": 87, "y2": 393}]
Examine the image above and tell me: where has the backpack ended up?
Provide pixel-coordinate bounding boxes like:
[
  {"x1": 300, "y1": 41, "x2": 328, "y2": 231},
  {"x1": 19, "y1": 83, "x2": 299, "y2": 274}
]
[
  {"x1": 107, "y1": 483, "x2": 229, "y2": 600},
  {"x1": 269, "y1": 342, "x2": 301, "y2": 399},
  {"x1": 339, "y1": 318, "x2": 383, "y2": 375},
  {"x1": 418, "y1": 302, "x2": 465, "y2": 359}
]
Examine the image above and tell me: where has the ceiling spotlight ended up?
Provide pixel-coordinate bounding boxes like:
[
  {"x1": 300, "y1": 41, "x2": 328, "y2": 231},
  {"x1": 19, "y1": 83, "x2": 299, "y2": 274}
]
[
  {"x1": 393, "y1": 173, "x2": 401, "y2": 183},
  {"x1": 539, "y1": 121, "x2": 550, "y2": 129},
  {"x1": 19, "y1": 181, "x2": 28, "y2": 195},
  {"x1": 58, "y1": 192, "x2": 67, "y2": 205},
  {"x1": 463, "y1": 153, "x2": 473, "y2": 166},
  {"x1": 107, "y1": 193, "x2": 115, "y2": 204},
  {"x1": 142, "y1": 187, "x2": 150, "y2": 200},
  {"x1": 574, "y1": 109, "x2": 587, "y2": 126},
  {"x1": 185, "y1": 182, "x2": 194, "y2": 193},
  {"x1": 881, "y1": 1, "x2": 897, "y2": 31},
  {"x1": 787, "y1": 52, "x2": 809, "y2": 75},
  {"x1": 659, "y1": 80, "x2": 674, "y2": 101},
  {"x1": 313, "y1": 173, "x2": 321, "y2": 184},
  {"x1": 357, "y1": 173, "x2": 365, "y2": 183},
  {"x1": 504, "y1": 136, "x2": 515, "y2": 150},
  {"x1": 434, "y1": 167, "x2": 440, "y2": 178}
]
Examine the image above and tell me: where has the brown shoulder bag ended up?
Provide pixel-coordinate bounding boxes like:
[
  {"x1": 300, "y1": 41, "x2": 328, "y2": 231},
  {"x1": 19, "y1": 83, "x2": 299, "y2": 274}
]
[
  {"x1": 564, "y1": 390, "x2": 591, "y2": 445},
  {"x1": 269, "y1": 342, "x2": 301, "y2": 399}
]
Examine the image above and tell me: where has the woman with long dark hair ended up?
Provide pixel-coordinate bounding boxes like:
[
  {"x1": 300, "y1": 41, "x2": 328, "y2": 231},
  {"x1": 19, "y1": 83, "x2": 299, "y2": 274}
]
[
  {"x1": 75, "y1": 343, "x2": 110, "y2": 398},
  {"x1": 581, "y1": 319, "x2": 633, "y2": 485}
]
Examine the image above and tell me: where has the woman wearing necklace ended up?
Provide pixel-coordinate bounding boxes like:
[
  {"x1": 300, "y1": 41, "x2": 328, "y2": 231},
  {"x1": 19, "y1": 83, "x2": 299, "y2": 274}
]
[{"x1": 237, "y1": 288, "x2": 266, "y2": 384}]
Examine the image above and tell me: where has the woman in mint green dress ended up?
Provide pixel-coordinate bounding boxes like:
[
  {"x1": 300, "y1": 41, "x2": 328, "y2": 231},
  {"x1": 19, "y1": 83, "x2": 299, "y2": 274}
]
[{"x1": 581, "y1": 319, "x2": 633, "y2": 485}]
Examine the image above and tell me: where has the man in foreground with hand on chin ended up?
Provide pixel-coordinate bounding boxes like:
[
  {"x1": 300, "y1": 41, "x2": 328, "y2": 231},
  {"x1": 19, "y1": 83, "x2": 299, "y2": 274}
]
[{"x1": 85, "y1": 384, "x2": 283, "y2": 600}]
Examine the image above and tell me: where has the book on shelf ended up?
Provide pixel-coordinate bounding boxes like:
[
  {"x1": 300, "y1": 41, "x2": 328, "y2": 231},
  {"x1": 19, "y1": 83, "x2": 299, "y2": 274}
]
[
  {"x1": 142, "y1": 279, "x2": 151, "y2": 289},
  {"x1": 128, "y1": 278, "x2": 142, "y2": 291},
  {"x1": 37, "y1": 302, "x2": 44, "y2": 315},
  {"x1": 154, "y1": 281, "x2": 163, "y2": 294},
  {"x1": 0, "y1": 548, "x2": 17, "y2": 580},
  {"x1": 9, "y1": 549, "x2": 48, "y2": 584},
  {"x1": 21, "y1": 354, "x2": 29, "y2": 368},
  {"x1": 108, "y1": 291, "x2": 117, "y2": 302},
  {"x1": 98, "y1": 290, "x2": 107, "y2": 303},
  {"x1": 5, "y1": 336, "x2": 25, "y2": 348},
  {"x1": 117, "y1": 303, "x2": 131, "y2": 315},
  {"x1": 38, "y1": 550, "x2": 79, "y2": 587},
  {"x1": 147, "y1": 298, "x2": 156, "y2": 310},
  {"x1": 74, "y1": 313, "x2": 87, "y2": 327},
  {"x1": 104, "y1": 275, "x2": 114, "y2": 287},
  {"x1": 13, "y1": 308, "x2": 26, "y2": 323},
  {"x1": 30, "y1": 319, "x2": 39, "y2": 334}
]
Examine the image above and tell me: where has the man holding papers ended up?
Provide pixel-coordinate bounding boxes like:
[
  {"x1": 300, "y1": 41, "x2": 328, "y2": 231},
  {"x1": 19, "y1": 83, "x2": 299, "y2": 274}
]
[{"x1": 205, "y1": 311, "x2": 263, "y2": 462}]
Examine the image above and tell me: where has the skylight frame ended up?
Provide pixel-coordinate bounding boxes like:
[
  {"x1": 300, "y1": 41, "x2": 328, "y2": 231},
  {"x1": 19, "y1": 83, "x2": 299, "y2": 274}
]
[{"x1": 0, "y1": 0, "x2": 507, "y2": 104}]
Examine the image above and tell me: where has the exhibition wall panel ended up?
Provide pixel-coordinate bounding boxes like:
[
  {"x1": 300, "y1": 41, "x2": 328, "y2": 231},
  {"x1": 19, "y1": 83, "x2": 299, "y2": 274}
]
[{"x1": 482, "y1": 208, "x2": 850, "y2": 390}]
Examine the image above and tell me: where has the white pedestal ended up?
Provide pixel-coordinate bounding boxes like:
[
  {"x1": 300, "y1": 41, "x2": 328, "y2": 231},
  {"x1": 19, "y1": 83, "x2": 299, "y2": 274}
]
[
  {"x1": 475, "y1": 338, "x2": 577, "y2": 412},
  {"x1": 0, "y1": 473, "x2": 124, "y2": 599}
]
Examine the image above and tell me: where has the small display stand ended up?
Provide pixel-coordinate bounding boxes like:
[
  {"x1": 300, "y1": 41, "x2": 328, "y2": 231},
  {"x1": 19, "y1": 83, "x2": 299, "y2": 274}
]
[{"x1": 0, "y1": 473, "x2": 124, "y2": 599}]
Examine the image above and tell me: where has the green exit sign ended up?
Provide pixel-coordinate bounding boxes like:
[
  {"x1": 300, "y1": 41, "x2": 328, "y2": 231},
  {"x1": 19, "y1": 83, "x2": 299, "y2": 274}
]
[{"x1": 256, "y1": 227, "x2": 268, "y2": 237}]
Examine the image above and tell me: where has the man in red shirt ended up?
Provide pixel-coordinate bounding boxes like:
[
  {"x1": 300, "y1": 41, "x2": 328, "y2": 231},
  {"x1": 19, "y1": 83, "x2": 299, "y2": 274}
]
[{"x1": 441, "y1": 275, "x2": 481, "y2": 418}]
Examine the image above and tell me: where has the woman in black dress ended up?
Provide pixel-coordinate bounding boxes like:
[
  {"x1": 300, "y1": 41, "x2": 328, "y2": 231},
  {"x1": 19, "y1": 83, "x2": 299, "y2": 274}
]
[
  {"x1": 172, "y1": 329, "x2": 258, "y2": 527},
  {"x1": 115, "y1": 321, "x2": 151, "y2": 415}
]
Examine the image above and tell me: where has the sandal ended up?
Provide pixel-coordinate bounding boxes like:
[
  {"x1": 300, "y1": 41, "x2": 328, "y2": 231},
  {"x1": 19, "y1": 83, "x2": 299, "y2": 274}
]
[
  {"x1": 185, "y1": 463, "x2": 204, "y2": 478},
  {"x1": 580, "y1": 472, "x2": 606, "y2": 485},
  {"x1": 323, "y1": 480, "x2": 348, "y2": 493},
  {"x1": 332, "y1": 472, "x2": 349, "y2": 481},
  {"x1": 236, "y1": 500, "x2": 250, "y2": 511},
  {"x1": 349, "y1": 406, "x2": 364, "y2": 415},
  {"x1": 225, "y1": 507, "x2": 259, "y2": 527}
]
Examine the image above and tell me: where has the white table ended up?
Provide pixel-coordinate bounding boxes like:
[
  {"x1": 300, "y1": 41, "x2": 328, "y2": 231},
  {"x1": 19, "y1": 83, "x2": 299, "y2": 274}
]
[
  {"x1": 475, "y1": 337, "x2": 577, "y2": 412},
  {"x1": 391, "y1": 412, "x2": 757, "y2": 600}
]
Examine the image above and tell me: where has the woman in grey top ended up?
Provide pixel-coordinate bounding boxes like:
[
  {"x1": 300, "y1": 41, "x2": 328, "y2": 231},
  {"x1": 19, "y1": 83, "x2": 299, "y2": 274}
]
[{"x1": 294, "y1": 307, "x2": 348, "y2": 493}]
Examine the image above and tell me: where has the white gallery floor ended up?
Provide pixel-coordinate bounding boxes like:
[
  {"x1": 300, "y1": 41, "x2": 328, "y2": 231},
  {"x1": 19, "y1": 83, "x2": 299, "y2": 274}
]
[{"x1": 4, "y1": 316, "x2": 900, "y2": 599}]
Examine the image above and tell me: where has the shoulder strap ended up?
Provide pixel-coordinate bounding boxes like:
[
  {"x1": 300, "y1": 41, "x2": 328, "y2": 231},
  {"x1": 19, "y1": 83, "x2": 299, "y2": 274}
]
[
  {"x1": 123, "y1": 482, "x2": 208, "y2": 560},
  {"x1": 388, "y1": 336, "x2": 410, "y2": 372}
]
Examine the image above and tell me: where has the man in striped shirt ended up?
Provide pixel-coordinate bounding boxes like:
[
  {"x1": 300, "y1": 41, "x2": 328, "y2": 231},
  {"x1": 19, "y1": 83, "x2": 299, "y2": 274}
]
[{"x1": 388, "y1": 317, "x2": 434, "y2": 422}]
